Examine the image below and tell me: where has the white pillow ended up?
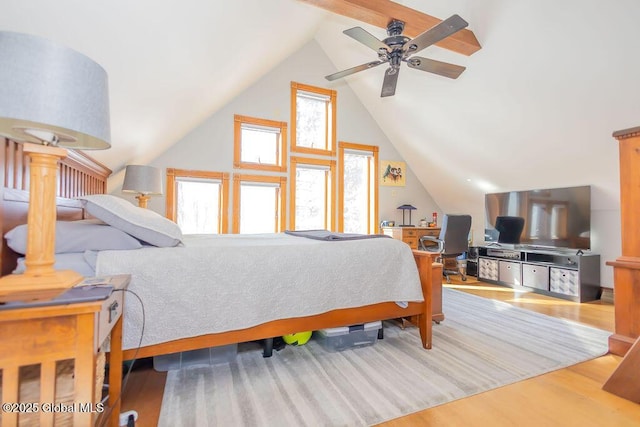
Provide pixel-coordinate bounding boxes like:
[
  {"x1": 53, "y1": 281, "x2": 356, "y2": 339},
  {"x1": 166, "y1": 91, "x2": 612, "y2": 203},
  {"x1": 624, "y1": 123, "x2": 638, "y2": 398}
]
[
  {"x1": 14, "y1": 251, "x2": 97, "y2": 277},
  {"x1": 78, "y1": 194, "x2": 183, "y2": 247},
  {"x1": 5, "y1": 219, "x2": 143, "y2": 255}
]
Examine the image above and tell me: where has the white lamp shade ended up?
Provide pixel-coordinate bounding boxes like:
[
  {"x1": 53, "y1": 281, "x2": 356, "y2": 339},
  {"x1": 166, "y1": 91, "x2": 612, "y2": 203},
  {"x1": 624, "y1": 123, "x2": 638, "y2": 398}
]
[
  {"x1": 0, "y1": 31, "x2": 110, "y2": 149},
  {"x1": 122, "y1": 165, "x2": 163, "y2": 195}
]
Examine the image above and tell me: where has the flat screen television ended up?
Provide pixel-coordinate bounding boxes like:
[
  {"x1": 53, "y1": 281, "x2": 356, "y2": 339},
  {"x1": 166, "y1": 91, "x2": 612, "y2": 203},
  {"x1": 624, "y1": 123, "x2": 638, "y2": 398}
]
[{"x1": 484, "y1": 185, "x2": 591, "y2": 250}]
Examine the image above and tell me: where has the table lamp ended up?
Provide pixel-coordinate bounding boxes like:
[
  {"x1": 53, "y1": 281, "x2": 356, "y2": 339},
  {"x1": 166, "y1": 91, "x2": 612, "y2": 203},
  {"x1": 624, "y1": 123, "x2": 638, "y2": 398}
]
[
  {"x1": 397, "y1": 204, "x2": 417, "y2": 227},
  {"x1": 122, "y1": 165, "x2": 163, "y2": 208},
  {"x1": 0, "y1": 31, "x2": 110, "y2": 300}
]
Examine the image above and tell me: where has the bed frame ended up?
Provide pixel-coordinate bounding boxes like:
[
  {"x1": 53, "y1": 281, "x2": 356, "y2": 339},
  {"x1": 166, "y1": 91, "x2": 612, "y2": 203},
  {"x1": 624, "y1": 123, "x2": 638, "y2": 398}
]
[
  {"x1": 1, "y1": 137, "x2": 435, "y2": 421},
  {"x1": 0, "y1": 136, "x2": 435, "y2": 352}
]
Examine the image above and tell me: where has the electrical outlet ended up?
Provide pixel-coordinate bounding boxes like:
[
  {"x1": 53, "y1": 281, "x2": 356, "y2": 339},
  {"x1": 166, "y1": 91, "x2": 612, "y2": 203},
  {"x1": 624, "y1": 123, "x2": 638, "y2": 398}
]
[{"x1": 120, "y1": 410, "x2": 138, "y2": 426}]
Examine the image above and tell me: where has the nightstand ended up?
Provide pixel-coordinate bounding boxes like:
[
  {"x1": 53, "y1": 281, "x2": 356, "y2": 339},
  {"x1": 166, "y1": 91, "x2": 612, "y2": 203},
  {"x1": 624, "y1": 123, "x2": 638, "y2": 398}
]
[{"x1": 0, "y1": 274, "x2": 130, "y2": 427}]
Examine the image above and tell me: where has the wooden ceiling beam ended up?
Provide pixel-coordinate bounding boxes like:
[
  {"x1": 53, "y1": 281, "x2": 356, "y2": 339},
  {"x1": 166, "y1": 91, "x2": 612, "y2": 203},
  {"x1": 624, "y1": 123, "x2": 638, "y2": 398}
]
[{"x1": 299, "y1": 0, "x2": 481, "y2": 56}]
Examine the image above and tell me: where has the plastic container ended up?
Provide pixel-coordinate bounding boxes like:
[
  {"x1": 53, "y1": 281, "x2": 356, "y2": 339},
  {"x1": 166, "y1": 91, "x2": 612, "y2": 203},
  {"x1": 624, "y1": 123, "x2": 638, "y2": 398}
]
[
  {"x1": 153, "y1": 343, "x2": 238, "y2": 371},
  {"x1": 315, "y1": 321, "x2": 382, "y2": 352}
]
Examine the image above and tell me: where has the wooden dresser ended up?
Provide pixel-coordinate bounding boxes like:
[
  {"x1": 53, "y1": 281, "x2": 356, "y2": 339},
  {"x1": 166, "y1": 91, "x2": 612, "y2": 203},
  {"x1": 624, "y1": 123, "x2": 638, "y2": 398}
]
[{"x1": 382, "y1": 226, "x2": 441, "y2": 249}]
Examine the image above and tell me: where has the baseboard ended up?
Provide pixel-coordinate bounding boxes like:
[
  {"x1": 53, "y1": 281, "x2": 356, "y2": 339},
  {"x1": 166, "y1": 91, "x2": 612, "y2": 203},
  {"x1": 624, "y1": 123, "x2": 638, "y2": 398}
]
[{"x1": 601, "y1": 287, "x2": 614, "y2": 304}]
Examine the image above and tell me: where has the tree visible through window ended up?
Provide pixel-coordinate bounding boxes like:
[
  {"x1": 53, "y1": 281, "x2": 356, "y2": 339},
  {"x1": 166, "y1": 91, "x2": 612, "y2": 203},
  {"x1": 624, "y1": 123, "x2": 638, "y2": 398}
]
[
  {"x1": 232, "y1": 174, "x2": 286, "y2": 234},
  {"x1": 234, "y1": 115, "x2": 287, "y2": 172},
  {"x1": 339, "y1": 142, "x2": 378, "y2": 234},
  {"x1": 290, "y1": 157, "x2": 335, "y2": 231},
  {"x1": 165, "y1": 169, "x2": 229, "y2": 234},
  {"x1": 291, "y1": 82, "x2": 336, "y2": 156},
  {"x1": 176, "y1": 179, "x2": 221, "y2": 234}
]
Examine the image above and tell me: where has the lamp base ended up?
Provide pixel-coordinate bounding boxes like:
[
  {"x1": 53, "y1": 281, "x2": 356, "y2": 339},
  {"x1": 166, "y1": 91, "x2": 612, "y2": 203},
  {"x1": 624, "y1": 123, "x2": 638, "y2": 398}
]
[
  {"x1": 0, "y1": 269, "x2": 83, "y2": 302},
  {"x1": 136, "y1": 194, "x2": 150, "y2": 208}
]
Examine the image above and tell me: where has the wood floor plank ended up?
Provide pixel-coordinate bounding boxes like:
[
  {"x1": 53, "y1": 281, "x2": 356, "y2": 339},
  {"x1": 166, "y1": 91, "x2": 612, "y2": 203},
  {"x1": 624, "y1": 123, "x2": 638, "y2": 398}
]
[{"x1": 119, "y1": 281, "x2": 640, "y2": 427}]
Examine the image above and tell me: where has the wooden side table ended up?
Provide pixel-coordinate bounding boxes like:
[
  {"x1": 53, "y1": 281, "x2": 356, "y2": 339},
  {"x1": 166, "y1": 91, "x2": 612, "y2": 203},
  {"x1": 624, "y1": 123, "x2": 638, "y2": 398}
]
[{"x1": 0, "y1": 274, "x2": 129, "y2": 427}]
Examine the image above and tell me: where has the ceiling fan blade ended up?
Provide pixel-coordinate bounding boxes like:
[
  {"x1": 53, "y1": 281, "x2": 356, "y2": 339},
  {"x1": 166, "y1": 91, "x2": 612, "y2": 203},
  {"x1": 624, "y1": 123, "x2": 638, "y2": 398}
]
[
  {"x1": 381, "y1": 67, "x2": 400, "y2": 97},
  {"x1": 404, "y1": 14, "x2": 469, "y2": 56},
  {"x1": 406, "y1": 56, "x2": 466, "y2": 79},
  {"x1": 343, "y1": 27, "x2": 389, "y2": 52},
  {"x1": 325, "y1": 60, "x2": 386, "y2": 81}
]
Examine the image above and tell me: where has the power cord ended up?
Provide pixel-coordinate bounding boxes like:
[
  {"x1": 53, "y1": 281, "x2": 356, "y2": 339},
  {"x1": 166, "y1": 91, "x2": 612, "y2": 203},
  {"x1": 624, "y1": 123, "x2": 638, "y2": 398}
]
[{"x1": 98, "y1": 288, "x2": 146, "y2": 427}]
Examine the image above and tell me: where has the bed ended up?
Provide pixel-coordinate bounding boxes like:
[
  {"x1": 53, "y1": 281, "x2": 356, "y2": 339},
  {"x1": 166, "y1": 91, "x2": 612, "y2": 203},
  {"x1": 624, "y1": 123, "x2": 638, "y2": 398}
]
[
  {"x1": 0, "y1": 137, "x2": 436, "y2": 421},
  {"x1": 0, "y1": 139, "x2": 432, "y2": 359}
]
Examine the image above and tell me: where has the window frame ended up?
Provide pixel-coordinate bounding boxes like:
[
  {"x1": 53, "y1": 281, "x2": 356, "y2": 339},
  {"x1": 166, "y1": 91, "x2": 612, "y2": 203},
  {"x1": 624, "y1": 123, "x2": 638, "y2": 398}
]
[
  {"x1": 338, "y1": 141, "x2": 379, "y2": 234},
  {"x1": 165, "y1": 168, "x2": 230, "y2": 234},
  {"x1": 290, "y1": 82, "x2": 337, "y2": 157},
  {"x1": 232, "y1": 173, "x2": 287, "y2": 234},
  {"x1": 289, "y1": 156, "x2": 336, "y2": 231},
  {"x1": 233, "y1": 114, "x2": 288, "y2": 172}
]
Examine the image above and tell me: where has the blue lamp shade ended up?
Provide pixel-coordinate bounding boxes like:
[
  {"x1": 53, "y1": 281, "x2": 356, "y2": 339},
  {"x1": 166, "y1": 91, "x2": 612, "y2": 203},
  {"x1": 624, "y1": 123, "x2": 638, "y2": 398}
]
[
  {"x1": 0, "y1": 31, "x2": 110, "y2": 149},
  {"x1": 397, "y1": 204, "x2": 417, "y2": 211},
  {"x1": 397, "y1": 204, "x2": 417, "y2": 226}
]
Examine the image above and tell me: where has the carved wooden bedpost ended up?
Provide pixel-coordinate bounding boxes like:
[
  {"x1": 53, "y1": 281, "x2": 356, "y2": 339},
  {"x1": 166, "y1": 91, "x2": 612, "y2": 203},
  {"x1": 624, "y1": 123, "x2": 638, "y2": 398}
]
[
  {"x1": 607, "y1": 126, "x2": 640, "y2": 356},
  {"x1": 603, "y1": 127, "x2": 640, "y2": 402}
]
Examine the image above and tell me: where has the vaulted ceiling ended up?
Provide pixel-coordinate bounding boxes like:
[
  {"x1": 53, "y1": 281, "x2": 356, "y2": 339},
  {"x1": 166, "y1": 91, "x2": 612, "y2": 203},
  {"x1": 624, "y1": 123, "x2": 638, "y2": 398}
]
[{"x1": 3, "y1": 0, "x2": 639, "y2": 221}]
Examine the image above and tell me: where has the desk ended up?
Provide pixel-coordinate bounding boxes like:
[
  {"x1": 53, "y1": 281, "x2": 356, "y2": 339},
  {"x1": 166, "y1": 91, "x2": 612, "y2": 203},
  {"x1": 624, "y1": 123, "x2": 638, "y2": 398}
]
[
  {"x1": 381, "y1": 226, "x2": 441, "y2": 250},
  {"x1": 0, "y1": 274, "x2": 129, "y2": 427}
]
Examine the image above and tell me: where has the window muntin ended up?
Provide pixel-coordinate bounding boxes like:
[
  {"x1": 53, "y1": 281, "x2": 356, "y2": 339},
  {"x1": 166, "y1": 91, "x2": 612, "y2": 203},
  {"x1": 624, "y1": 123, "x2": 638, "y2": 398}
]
[
  {"x1": 290, "y1": 157, "x2": 335, "y2": 231},
  {"x1": 234, "y1": 115, "x2": 287, "y2": 172},
  {"x1": 232, "y1": 174, "x2": 286, "y2": 234},
  {"x1": 290, "y1": 82, "x2": 336, "y2": 156},
  {"x1": 338, "y1": 142, "x2": 379, "y2": 234},
  {"x1": 166, "y1": 169, "x2": 229, "y2": 234}
]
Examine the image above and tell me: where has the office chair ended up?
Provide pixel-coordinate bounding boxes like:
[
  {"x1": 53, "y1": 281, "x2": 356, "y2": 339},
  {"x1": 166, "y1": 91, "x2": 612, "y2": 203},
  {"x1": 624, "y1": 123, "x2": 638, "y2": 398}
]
[{"x1": 419, "y1": 214, "x2": 472, "y2": 283}]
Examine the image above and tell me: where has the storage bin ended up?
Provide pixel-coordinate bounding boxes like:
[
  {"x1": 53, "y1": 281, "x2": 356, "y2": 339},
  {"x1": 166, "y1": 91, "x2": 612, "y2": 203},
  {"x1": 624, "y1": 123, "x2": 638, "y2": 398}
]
[
  {"x1": 315, "y1": 321, "x2": 382, "y2": 352},
  {"x1": 153, "y1": 343, "x2": 238, "y2": 371}
]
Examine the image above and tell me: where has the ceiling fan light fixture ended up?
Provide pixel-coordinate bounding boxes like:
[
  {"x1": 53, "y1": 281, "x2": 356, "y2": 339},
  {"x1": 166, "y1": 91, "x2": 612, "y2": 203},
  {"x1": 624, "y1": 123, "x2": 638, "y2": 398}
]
[{"x1": 325, "y1": 14, "x2": 469, "y2": 97}]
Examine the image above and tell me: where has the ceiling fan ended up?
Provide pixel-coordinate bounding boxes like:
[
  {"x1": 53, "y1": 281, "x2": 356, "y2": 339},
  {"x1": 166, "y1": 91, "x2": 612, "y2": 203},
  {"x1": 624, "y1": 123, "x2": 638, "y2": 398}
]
[{"x1": 325, "y1": 14, "x2": 469, "y2": 97}]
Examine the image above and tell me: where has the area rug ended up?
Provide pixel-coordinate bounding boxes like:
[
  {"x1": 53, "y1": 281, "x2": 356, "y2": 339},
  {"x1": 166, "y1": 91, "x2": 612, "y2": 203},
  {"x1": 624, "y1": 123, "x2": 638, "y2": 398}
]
[{"x1": 158, "y1": 288, "x2": 610, "y2": 427}]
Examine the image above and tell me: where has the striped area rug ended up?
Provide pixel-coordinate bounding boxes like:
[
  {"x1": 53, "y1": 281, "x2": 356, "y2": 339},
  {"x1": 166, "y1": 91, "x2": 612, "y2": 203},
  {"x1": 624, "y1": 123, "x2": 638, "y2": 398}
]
[{"x1": 158, "y1": 289, "x2": 610, "y2": 426}]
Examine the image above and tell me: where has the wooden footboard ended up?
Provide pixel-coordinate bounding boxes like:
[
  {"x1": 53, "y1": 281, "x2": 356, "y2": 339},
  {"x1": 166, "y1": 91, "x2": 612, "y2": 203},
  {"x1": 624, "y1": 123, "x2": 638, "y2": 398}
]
[{"x1": 123, "y1": 250, "x2": 436, "y2": 360}]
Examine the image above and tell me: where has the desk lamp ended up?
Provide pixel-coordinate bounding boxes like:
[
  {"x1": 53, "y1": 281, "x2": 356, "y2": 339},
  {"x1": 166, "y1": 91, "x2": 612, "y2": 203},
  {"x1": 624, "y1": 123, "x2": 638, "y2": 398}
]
[
  {"x1": 122, "y1": 165, "x2": 163, "y2": 208},
  {"x1": 397, "y1": 204, "x2": 417, "y2": 227},
  {"x1": 0, "y1": 32, "x2": 110, "y2": 300}
]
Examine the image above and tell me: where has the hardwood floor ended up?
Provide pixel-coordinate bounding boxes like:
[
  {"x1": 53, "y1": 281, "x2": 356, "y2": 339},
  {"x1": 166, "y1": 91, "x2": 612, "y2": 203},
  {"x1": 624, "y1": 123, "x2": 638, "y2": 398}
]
[{"x1": 117, "y1": 281, "x2": 640, "y2": 427}]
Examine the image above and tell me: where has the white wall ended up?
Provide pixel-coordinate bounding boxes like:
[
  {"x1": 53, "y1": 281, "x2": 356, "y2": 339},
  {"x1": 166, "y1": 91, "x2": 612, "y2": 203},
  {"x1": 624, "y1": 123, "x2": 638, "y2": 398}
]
[
  {"x1": 126, "y1": 34, "x2": 619, "y2": 290},
  {"x1": 314, "y1": 2, "x2": 633, "y2": 289},
  {"x1": 143, "y1": 40, "x2": 440, "y2": 229}
]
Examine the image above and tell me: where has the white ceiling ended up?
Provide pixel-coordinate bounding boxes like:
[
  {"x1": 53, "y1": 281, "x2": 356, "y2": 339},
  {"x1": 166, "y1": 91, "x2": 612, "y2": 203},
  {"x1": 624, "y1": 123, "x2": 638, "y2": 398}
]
[{"x1": 3, "y1": 0, "x2": 639, "y2": 217}]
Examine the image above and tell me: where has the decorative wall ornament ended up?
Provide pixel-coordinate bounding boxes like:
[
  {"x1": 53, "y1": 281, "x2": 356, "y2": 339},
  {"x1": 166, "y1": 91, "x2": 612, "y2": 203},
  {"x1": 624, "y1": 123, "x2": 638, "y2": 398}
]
[{"x1": 380, "y1": 160, "x2": 405, "y2": 186}]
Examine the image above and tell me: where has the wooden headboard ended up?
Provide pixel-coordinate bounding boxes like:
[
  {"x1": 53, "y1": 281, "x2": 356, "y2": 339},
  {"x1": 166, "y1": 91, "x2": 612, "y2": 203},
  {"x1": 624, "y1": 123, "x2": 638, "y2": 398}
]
[{"x1": 0, "y1": 138, "x2": 112, "y2": 276}]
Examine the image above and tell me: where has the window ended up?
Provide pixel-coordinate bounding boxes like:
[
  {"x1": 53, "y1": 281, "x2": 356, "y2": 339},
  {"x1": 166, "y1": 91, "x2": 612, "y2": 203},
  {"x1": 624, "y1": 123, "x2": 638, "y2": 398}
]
[
  {"x1": 290, "y1": 157, "x2": 336, "y2": 231},
  {"x1": 234, "y1": 115, "x2": 287, "y2": 172},
  {"x1": 338, "y1": 142, "x2": 379, "y2": 234},
  {"x1": 290, "y1": 82, "x2": 336, "y2": 156},
  {"x1": 166, "y1": 169, "x2": 229, "y2": 234},
  {"x1": 232, "y1": 174, "x2": 286, "y2": 234}
]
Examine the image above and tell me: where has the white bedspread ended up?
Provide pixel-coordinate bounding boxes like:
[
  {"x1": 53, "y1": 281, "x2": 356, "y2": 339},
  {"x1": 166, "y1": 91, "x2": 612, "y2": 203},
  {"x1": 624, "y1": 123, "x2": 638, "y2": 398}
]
[{"x1": 96, "y1": 233, "x2": 423, "y2": 350}]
